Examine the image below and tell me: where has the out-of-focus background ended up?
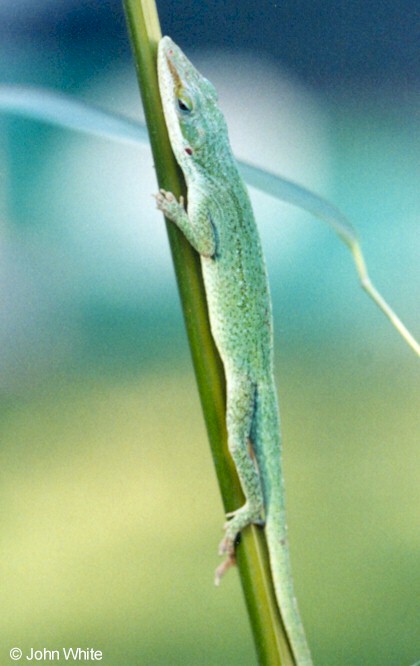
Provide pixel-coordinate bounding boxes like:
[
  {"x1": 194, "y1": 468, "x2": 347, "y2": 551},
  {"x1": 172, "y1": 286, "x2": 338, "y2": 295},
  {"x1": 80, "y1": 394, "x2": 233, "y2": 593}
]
[{"x1": 0, "y1": 1, "x2": 419, "y2": 664}]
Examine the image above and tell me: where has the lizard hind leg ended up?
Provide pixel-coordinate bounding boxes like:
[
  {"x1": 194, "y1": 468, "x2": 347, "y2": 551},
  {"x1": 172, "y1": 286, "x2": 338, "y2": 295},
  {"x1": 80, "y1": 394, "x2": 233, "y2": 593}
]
[{"x1": 215, "y1": 372, "x2": 265, "y2": 584}]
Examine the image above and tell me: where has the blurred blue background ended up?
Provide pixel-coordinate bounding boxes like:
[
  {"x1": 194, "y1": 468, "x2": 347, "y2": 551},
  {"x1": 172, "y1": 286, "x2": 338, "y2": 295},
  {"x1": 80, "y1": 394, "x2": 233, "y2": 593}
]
[{"x1": 0, "y1": 1, "x2": 419, "y2": 665}]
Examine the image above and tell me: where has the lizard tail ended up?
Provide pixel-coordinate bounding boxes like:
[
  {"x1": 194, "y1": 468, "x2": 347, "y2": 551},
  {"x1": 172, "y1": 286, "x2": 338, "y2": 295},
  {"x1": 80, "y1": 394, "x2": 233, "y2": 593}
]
[
  {"x1": 254, "y1": 380, "x2": 314, "y2": 666},
  {"x1": 265, "y1": 506, "x2": 313, "y2": 666}
]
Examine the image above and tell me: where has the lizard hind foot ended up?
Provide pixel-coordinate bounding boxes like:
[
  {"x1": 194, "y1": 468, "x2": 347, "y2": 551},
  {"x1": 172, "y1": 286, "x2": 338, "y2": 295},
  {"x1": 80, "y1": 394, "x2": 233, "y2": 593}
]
[
  {"x1": 215, "y1": 503, "x2": 265, "y2": 585},
  {"x1": 223, "y1": 503, "x2": 265, "y2": 546}
]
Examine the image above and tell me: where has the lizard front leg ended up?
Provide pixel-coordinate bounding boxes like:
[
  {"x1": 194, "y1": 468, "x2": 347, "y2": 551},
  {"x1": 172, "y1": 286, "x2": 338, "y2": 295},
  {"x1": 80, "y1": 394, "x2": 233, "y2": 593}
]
[{"x1": 155, "y1": 189, "x2": 216, "y2": 258}]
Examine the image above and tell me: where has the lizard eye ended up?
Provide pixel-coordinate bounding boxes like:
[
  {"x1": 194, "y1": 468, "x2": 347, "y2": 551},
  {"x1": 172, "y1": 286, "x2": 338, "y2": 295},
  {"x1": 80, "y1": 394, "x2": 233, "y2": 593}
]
[{"x1": 177, "y1": 96, "x2": 193, "y2": 114}]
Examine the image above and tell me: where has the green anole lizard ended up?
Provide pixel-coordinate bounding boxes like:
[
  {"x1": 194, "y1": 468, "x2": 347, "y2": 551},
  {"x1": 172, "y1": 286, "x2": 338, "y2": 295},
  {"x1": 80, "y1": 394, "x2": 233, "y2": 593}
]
[
  {"x1": 155, "y1": 36, "x2": 419, "y2": 666},
  {"x1": 155, "y1": 35, "x2": 313, "y2": 665}
]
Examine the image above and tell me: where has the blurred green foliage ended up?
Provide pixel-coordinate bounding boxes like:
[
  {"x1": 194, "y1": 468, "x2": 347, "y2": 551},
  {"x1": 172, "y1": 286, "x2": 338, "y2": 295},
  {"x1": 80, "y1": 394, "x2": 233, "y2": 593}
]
[
  {"x1": 0, "y1": 28, "x2": 419, "y2": 665},
  {"x1": 1, "y1": 348, "x2": 418, "y2": 664}
]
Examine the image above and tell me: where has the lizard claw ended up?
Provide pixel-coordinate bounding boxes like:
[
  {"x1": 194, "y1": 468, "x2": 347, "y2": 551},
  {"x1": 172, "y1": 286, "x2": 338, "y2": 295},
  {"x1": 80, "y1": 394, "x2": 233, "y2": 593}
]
[
  {"x1": 159, "y1": 188, "x2": 175, "y2": 202},
  {"x1": 225, "y1": 510, "x2": 237, "y2": 519}
]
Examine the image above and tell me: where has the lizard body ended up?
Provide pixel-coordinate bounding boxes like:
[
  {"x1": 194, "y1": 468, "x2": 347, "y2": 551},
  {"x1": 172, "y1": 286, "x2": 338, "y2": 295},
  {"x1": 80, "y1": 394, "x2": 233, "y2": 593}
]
[{"x1": 156, "y1": 36, "x2": 313, "y2": 665}]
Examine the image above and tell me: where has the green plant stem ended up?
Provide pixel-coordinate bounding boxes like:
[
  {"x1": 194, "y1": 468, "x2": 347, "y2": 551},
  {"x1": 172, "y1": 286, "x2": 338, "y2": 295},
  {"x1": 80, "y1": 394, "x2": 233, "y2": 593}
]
[{"x1": 123, "y1": 1, "x2": 296, "y2": 663}]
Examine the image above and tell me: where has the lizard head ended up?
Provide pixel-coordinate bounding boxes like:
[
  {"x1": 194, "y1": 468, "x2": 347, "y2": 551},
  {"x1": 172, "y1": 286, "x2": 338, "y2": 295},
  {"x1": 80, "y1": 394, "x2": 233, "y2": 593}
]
[{"x1": 158, "y1": 36, "x2": 229, "y2": 174}]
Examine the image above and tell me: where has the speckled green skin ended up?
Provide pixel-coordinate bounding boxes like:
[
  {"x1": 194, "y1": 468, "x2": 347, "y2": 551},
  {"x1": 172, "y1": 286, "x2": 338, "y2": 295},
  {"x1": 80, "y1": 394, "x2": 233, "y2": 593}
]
[{"x1": 156, "y1": 36, "x2": 313, "y2": 666}]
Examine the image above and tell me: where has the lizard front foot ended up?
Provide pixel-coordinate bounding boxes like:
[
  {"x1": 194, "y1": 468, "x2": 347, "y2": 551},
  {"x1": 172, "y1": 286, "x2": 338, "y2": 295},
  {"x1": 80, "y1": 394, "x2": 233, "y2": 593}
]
[{"x1": 154, "y1": 189, "x2": 185, "y2": 223}]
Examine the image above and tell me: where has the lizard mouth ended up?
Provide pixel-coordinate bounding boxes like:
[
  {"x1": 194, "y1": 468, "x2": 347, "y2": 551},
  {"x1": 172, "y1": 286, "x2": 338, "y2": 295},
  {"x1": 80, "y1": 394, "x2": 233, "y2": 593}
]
[
  {"x1": 158, "y1": 37, "x2": 186, "y2": 104},
  {"x1": 165, "y1": 54, "x2": 182, "y2": 89}
]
